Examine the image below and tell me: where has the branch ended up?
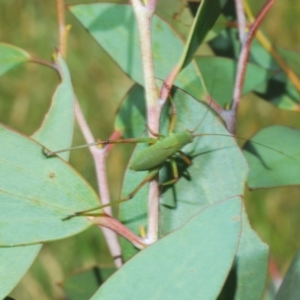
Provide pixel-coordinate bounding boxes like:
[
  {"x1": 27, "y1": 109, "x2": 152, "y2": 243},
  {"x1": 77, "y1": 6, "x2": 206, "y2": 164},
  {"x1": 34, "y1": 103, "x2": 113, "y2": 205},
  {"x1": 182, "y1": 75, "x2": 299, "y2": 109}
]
[
  {"x1": 74, "y1": 99, "x2": 123, "y2": 268},
  {"x1": 224, "y1": 0, "x2": 275, "y2": 134},
  {"x1": 29, "y1": 56, "x2": 57, "y2": 70},
  {"x1": 132, "y1": 0, "x2": 159, "y2": 244},
  {"x1": 90, "y1": 214, "x2": 152, "y2": 250},
  {"x1": 244, "y1": 0, "x2": 300, "y2": 94},
  {"x1": 235, "y1": 0, "x2": 246, "y2": 42},
  {"x1": 56, "y1": 0, "x2": 70, "y2": 57}
]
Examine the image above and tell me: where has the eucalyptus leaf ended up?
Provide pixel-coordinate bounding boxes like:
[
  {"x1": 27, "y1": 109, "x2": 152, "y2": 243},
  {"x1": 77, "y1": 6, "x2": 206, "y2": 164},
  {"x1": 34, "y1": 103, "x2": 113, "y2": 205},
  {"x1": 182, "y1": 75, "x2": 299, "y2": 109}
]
[
  {"x1": 62, "y1": 266, "x2": 116, "y2": 300},
  {"x1": 0, "y1": 245, "x2": 41, "y2": 299},
  {"x1": 114, "y1": 84, "x2": 146, "y2": 138},
  {"x1": 196, "y1": 56, "x2": 271, "y2": 107},
  {"x1": 179, "y1": 0, "x2": 225, "y2": 70},
  {"x1": 32, "y1": 53, "x2": 75, "y2": 161},
  {"x1": 0, "y1": 124, "x2": 99, "y2": 245},
  {"x1": 0, "y1": 54, "x2": 75, "y2": 297},
  {"x1": 234, "y1": 209, "x2": 269, "y2": 300},
  {"x1": 275, "y1": 249, "x2": 300, "y2": 300},
  {"x1": 92, "y1": 197, "x2": 242, "y2": 300},
  {"x1": 243, "y1": 126, "x2": 300, "y2": 188},
  {"x1": 69, "y1": 3, "x2": 205, "y2": 100},
  {"x1": 0, "y1": 43, "x2": 30, "y2": 76},
  {"x1": 209, "y1": 29, "x2": 300, "y2": 111}
]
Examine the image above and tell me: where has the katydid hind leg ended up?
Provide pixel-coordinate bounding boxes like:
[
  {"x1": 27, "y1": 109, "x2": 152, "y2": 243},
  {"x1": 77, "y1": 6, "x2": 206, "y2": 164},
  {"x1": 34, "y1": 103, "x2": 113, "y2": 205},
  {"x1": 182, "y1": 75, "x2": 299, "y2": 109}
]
[
  {"x1": 63, "y1": 168, "x2": 160, "y2": 219},
  {"x1": 160, "y1": 157, "x2": 179, "y2": 186},
  {"x1": 168, "y1": 95, "x2": 177, "y2": 133},
  {"x1": 178, "y1": 150, "x2": 192, "y2": 166}
]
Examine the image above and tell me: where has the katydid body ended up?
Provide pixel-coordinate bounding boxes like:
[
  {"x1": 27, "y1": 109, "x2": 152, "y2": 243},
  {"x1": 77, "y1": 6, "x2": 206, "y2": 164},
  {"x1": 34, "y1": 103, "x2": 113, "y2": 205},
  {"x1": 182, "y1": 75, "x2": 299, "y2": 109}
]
[{"x1": 130, "y1": 130, "x2": 193, "y2": 171}]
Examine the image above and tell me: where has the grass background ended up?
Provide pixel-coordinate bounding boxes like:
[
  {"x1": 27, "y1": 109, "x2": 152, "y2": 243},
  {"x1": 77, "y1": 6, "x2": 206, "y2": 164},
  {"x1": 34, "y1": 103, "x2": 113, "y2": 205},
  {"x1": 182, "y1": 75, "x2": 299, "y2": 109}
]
[{"x1": 0, "y1": 0, "x2": 299, "y2": 298}]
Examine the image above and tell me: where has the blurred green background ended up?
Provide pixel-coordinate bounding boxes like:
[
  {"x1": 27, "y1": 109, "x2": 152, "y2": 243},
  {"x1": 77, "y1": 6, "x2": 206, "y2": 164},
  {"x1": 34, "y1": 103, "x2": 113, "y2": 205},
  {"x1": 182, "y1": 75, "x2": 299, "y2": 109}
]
[{"x1": 0, "y1": 0, "x2": 300, "y2": 299}]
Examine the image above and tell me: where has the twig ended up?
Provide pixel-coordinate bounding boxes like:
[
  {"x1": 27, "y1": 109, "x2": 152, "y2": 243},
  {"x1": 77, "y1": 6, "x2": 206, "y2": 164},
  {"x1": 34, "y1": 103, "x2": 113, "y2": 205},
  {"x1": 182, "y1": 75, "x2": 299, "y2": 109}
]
[
  {"x1": 74, "y1": 99, "x2": 123, "y2": 268},
  {"x1": 244, "y1": 0, "x2": 300, "y2": 94},
  {"x1": 55, "y1": 0, "x2": 124, "y2": 267},
  {"x1": 56, "y1": 0, "x2": 69, "y2": 57},
  {"x1": 132, "y1": 0, "x2": 159, "y2": 133},
  {"x1": 30, "y1": 56, "x2": 57, "y2": 70},
  {"x1": 225, "y1": 0, "x2": 275, "y2": 134},
  {"x1": 90, "y1": 214, "x2": 152, "y2": 250},
  {"x1": 235, "y1": 0, "x2": 246, "y2": 42},
  {"x1": 132, "y1": 0, "x2": 159, "y2": 244},
  {"x1": 159, "y1": 65, "x2": 181, "y2": 106}
]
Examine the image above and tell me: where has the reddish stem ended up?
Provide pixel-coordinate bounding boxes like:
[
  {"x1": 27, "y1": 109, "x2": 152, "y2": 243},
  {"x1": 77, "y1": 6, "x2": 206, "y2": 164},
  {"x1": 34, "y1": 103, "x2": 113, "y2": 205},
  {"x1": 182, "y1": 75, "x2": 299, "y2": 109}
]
[
  {"x1": 90, "y1": 214, "x2": 150, "y2": 249},
  {"x1": 74, "y1": 98, "x2": 123, "y2": 268},
  {"x1": 228, "y1": 0, "x2": 275, "y2": 134},
  {"x1": 56, "y1": 0, "x2": 67, "y2": 56}
]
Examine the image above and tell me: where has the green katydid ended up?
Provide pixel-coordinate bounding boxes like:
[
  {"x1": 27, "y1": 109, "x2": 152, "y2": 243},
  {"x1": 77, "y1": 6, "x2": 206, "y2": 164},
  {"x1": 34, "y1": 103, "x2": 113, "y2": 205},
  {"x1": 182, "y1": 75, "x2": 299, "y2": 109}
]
[
  {"x1": 43, "y1": 97, "x2": 209, "y2": 217},
  {"x1": 43, "y1": 95, "x2": 294, "y2": 220}
]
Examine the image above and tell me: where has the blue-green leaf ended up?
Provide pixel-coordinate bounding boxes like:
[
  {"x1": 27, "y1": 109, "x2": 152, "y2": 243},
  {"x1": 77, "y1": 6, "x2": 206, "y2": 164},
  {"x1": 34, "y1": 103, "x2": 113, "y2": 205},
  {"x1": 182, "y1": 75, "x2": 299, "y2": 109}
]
[
  {"x1": 92, "y1": 197, "x2": 242, "y2": 300},
  {"x1": 243, "y1": 126, "x2": 300, "y2": 188},
  {"x1": 69, "y1": 3, "x2": 205, "y2": 100},
  {"x1": 0, "y1": 43, "x2": 30, "y2": 76}
]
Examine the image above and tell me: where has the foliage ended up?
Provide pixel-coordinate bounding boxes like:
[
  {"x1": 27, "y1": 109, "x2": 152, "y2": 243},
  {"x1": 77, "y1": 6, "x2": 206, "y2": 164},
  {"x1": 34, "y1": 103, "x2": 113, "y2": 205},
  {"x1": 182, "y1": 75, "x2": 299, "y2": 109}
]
[{"x1": 0, "y1": 1, "x2": 300, "y2": 299}]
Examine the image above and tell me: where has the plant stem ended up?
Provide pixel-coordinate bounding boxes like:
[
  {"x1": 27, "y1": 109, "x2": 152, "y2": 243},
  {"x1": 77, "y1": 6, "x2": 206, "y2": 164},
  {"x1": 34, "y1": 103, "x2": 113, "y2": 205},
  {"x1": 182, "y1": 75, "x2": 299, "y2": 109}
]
[
  {"x1": 55, "y1": 0, "x2": 124, "y2": 267},
  {"x1": 235, "y1": 0, "x2": 246, "y2": 42},
  {"x1": 90, "y1": 215, "x2": 151, "y2": 250},
  {"x1": 56, "y1": 0, "x2": 68, "y2": 57},
  {"x1": 132, "y1": 0, "x2": 159, "y2": 244},
  {"x1": 225, "y1": 0, "x2": 275, "y2": 134},
  {"x1": 132, "y1": 0, "x2": 158, "y2": 133},
  {"x1": 30, "y1": 56, "x2": 57, "y2": 69},
  {"x1": 244, "y1": 0, "x2": 300, "y2": 95},
  {"x1": 74, "y1": 100, "x2": 123, "y2": 268}
]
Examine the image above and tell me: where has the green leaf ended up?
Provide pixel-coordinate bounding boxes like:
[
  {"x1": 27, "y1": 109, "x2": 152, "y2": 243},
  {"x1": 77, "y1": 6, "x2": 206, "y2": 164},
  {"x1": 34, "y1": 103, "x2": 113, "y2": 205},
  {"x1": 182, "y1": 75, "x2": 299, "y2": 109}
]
[
  {"x1": 0, "y1": 245, "x2": 41, "y2": 299},
  {"x1": 243, "y1": 126, "x2": 300, "y2": 189},
  {"x1": 155, "y1": 0, "x2": 194, "y2": 41},
  {"x1": 275, "y1": 249, "x2": 300, "y2": 300},
  {"x1": 0, "y1": 54, "x2": 75, "y2": 296},
  {"x1": 114, "y1": 84, "x2": 146, "y2": 137},
  {"x1": 219, "y1": 208, "x2": 269, "y2": 300},
  {"x1": 119, "y1": 87, "x2": 248, "y2": 260},
  {"x1": 62, "y1": 266, "x2": 116, "y2": 300},
  {"x1": 32, "y1": 53, "x2": 74, "y2": 161},
  {"x1": 179, "y1": 0, "x2": 224, "y2": 70},
  {"x1": 0, "y1": 124, "x2": 99, "y2": 246},
  {"x1": 234, "y1": 209, "x2": 269, "y2": 300},
  {"x1": 209, "y1": 30, "x2": 300, "y2": 111},
  {"x1": 69, "y1": 3, "x2": 205, "y2": 100},
  {"x1": 277, "y1": 47, "x2": 300, "y2": 79},
  {"x1": 204, "y1": 14, "x2": 228, "y2": 43},
  {"x1": 91, "y1": 197, "x2": 242, "y2": 300},
  {"x1": 247, "y1": 40, "x2": 300, "y2": 111},
  {"x1": 196, "y1": 56, "x2": 271, "y2": 107},
  {"x1": 0, "y1": 43, "x2": 30, "y2": 76}
]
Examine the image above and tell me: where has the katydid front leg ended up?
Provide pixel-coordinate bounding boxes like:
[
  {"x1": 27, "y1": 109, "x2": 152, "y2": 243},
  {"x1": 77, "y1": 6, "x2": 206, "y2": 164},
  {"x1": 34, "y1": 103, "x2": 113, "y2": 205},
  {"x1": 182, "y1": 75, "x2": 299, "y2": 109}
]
[{"x1": 42, "y1": 137, "x2": 156, "y2": 157}]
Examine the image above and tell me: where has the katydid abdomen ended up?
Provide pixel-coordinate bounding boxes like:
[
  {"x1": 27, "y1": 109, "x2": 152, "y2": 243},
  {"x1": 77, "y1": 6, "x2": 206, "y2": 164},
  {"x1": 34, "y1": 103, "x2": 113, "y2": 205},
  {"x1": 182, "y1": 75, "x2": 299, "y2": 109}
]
[{"x1": 129, "y1": 130, "x2": 193, "y2": 171}]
